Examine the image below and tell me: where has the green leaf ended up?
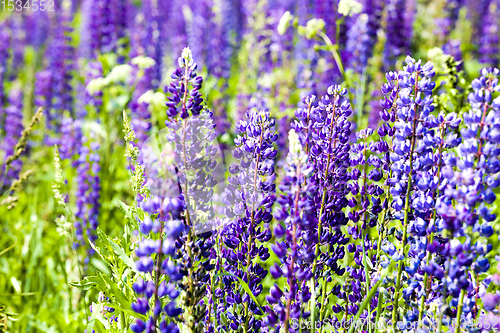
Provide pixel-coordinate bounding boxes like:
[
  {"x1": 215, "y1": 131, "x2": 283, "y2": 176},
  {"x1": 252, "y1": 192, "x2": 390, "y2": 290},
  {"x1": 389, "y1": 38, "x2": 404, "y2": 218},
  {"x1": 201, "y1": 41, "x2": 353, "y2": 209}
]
[
  {"x1": 97, "y1": 228, "x2": 138, "y2": 274},
  {"x1": 331, "y1": 274, "x2": 345, "y2": 286},
  {"x1": 103, "y1": 302, "x2": 147, "y2": 321},
  {"x1": 70, "y1": 275, "x2": 109, "y2": 292},
  {"x1": 86, "y1": 303, "x2": 102, "y2": 332},
  {"x1": 117, "y1": 199, "x2": 134, "y2": 221},
  {"x1": 348, "y1": 271, "x2": 388, "y2": 333},
  {"x1": 100, "y1": 272, "x2": 132, "y2": 311},
  {"x1": 89, "y1": 240, "x2": 114, "y2": 268},
  {"x1": 91, "y1": 258, "x2": 112, "y2": 276},
  {"x1": 214, "y1": 273, "x2": 264, "y2": 316},
  {"x1": 93, "y1": 320, "x2": 108, "y2": 333}
]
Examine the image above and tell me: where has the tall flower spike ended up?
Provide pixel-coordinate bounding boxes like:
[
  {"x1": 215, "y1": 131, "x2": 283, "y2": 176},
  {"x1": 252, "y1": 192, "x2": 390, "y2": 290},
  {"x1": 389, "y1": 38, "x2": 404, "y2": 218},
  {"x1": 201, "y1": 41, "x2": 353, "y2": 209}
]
[
  {"x1": 134, "y1": 48, "x2": 218, "y2": 333},
  {"x1": 166, "y1": 47, "x2": 204, "y2": 120},
  {"x1": 307, "y1": 85, "x2": 352, "y2": 329},
  {"x1": 130, "y1": 198, "x2": 183, "y2": 333},
  {"x1": 343, "y1": 128, "x2": 387, "y2": 323},
  {"x1": 383, "y1": 0, "x2": 415, "y2": 69},
  {"x1": 0, "y1": 23, "x2": 9, "y2": 132},
  {"x1": 74, "y1": 138, "x2": 101, "y2": 268},
  {"x1": 0, "y1": 87, "x2": 23, "y2": 190},
  {"x1": 35, "y1": 12, "x2": 74, "y2": 137},
  {"x1": 219, "y1": 107, "x2": 278, "y2": 332},
  {"x1": 265, "y1": 128, "x2": 315, "y2": 331},
  {"x1": 382, "y1": 56, "x2": 437, "y2": 328},
  {"x1": 436, "y1": 67, "x2": 500, "y2": 326},
  {"x1": 345, "y1": 0, "x2": 384, "y2": 73},
  {"x1": 478, "y1": 0, "x2": 499, "y2": 67}
]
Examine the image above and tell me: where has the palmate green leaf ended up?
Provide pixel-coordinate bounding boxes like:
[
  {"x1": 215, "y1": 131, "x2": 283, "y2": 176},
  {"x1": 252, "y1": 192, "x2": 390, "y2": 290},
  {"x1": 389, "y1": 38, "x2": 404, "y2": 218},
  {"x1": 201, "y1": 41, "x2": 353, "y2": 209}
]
[
  {"x1": 96, "y1": 228, "x2": 138, "y2": 274},
  {"x1": 214, "y1": 273, "x2": 264, "y2": 316}
]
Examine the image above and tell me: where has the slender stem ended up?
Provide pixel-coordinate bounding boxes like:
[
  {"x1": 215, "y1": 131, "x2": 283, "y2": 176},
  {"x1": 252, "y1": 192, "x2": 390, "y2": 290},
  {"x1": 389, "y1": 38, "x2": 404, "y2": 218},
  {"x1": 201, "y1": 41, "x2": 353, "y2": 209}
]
[
  {"x1": 360, "y1": 138, "x2": 372, "y2": 333},
  {"x1": 438, "y1": 234, "x2": 453, "y2": 333},
  {"x1": 317, "y1": 30, "x2": 354, "y2": 107},
  {"x1": 310, "y1": 103, "x2": 338, "y2": 330},
  {"x1": 419, "y1": 123, "x2": 445, "y2": 324},
  {"x1": 362, "y1": 233, "x2": 372, "y2": 333},
  {"x1": 392, "y1": 74, "x2": 420, "y2": 330},
  {"x1": 375, "y1": 292, "x2": 384, "y2": 326},
  {"x1": 179, "y1": 73, "x2": 197, "y2": 331},
  {"x1": 243, "y1": 128, "x2": 264, "y2": 333},
  {"x1": 284, "y1": 164, "x2": 302, "y2": 333},
  {"x1": 455, "y1": 289, "x2": 466, "y2": 333},
  {"x1": 303, "y1": 102, "x2": 313, "y2": 155},
  {"x1": 343, "y1": 290, "x2": 349, "y2": 333},
  {"x1": 152, "y1": 211, "x2": 164, "y2": 332}
]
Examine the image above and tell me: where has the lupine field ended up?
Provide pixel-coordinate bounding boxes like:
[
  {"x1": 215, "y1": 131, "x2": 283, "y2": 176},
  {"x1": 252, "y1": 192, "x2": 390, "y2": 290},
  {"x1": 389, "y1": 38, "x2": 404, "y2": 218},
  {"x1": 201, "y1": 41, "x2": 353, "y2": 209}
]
[{"x1": 1, "y1": 0, "x2": 500, "y2": 332}]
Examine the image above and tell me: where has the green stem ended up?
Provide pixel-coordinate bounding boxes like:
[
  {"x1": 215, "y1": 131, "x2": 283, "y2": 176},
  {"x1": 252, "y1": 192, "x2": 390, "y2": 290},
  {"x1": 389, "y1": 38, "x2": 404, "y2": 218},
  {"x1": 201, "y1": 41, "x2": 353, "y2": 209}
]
[
  {"x1": 455, "y1": 289, "x2": 466, "y2": 333},
  {"x1": 437, "y1": 234, "x2": 453, "y2": 333},
  {"x1": 419, "y1": 124, "x2": 445, "y2": 324},
  {"x1": 316, "y1": 31, "x2": 354, "y2": 106},
  {"x1": 362, "y1": 232, "x2": 372, "y2": 333},
  {"x1": 375, "y1": 292, "x2": 384, "y2": 326},
  {"x1": 391, "y1": 74, "x2": 420, "y2": 330},
  {"x1": 310, "y1": 103, "x2": 338, "y2": 331},
  {"x1": 243, "y1": 128, "x2": 264, "y2": 333}
]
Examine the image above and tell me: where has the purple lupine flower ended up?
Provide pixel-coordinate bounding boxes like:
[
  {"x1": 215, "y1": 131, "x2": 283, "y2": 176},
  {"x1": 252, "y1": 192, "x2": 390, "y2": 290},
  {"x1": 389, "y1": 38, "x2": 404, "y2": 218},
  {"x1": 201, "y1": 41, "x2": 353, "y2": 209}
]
[
  {"x1": 81, "y1": 0, "x2": 127, "y2": 58},
  {"x1": 401, "y1": 110, "x2": 462, "y2": 322},
  {"x1": 312, "y1": 0, "x2": 342, "y2": 93},
  {"x1": 130, "y1": 198, "x2": 183, "y2": 333},
  {"x1": 220, "y1": 107, "x2": 278, "y2": 332},
  {"x1": 128, "y1": 5, "x2": 157, "y2": 143},
  {"x1": 435, "y1": 67, "x2": 500, "y2": 322},
  {"x1": 383, "y1": 0, "x2": 416, "y2": 69},
  {"x1": 292, "y1": 86, "x2": 352, "y2": 329},
  {"x1": 263, "y1": 105, "x2": 316, "y2": 331},
  {"x1": 49, "y1": 13, "x2": 74, "y2": 116},
  {"x1": 468, "y1": 0, "x2": 492, "y2": 48},
  {"x1": 164, "y1": 49, "x2": 218, "y2": 332},
  {"x1": 0, "y1": 87, "x2": 23, "y2": 189},
  {"x1": 23, "y1": 10, "x2": 50, "y2": 50},
  {"x1": 340, "y1": 126, "x2": 389, "y2": 324},
  {"x1": 35, "y1": 12, "x2": 74, "y2": 135},
  {"x1": 378, "y1": 56, "x2": 440, "y2": 324},
  {"x1": 59, "y1": 117, "x2": 83, "y2": 160},
  {"x1": 198, "y1": 0, "x2": 220, "y2": 76},
  {"x1": 74, "y1": 138, "x2": 101, "y2": 268},
  {"x1": 130, "y1": 0, "x2": 163, "y2": 87},
  {"x1": 129, "y1": 65, "x2": 153, "y2": 144},
  {"x1": 345, "y1": 0, "x2": 384, "y2": 73},
  {"x1": 34, "y1": 70, "x2": 52, "y2": 114},
  {"x1": 216, "y1": 0, "x2": 244, "y2": 79},
  {"x1": 294, "y1": 0, "x2": 317, "y2": 97},
  {"x1": 435, "y1": 0, "x2": 464, "y2": 43},
  {"x1": 8, "y1": 15, "x2": 26, "y2": 79},
  {"x1": 132, "y1": 48, "x2": 218, "y2": 333},
  {"x1": 166, "y1": 48, "x2": 204, "y2": 120},
  {"x1": 0, "y1": 23, "x2": 10, "y2": 132},
  {"x1": 478, "y1": 0, "x2": 499, "y2": 66}
]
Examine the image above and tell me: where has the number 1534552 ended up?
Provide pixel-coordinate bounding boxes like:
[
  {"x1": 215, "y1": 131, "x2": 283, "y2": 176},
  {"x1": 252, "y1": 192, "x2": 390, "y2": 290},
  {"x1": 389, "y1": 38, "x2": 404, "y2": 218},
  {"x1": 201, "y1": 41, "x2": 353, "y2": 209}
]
[{"x1": 1, "y1": 0, "x2": 55, "y2": 11}]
